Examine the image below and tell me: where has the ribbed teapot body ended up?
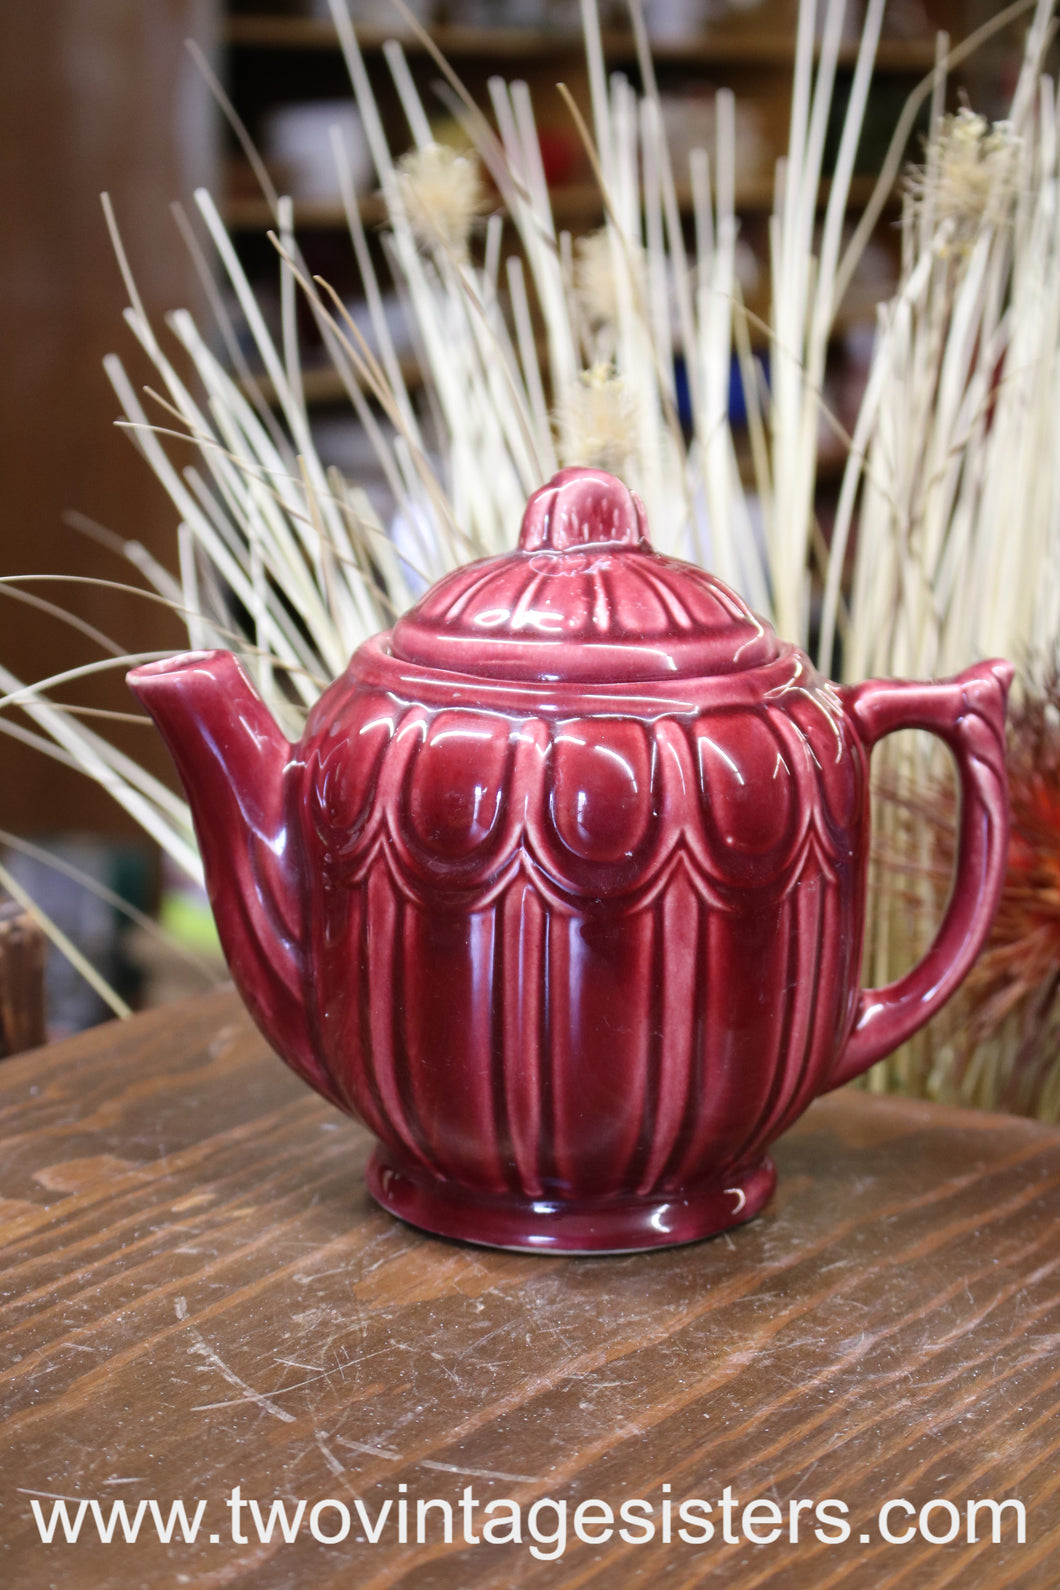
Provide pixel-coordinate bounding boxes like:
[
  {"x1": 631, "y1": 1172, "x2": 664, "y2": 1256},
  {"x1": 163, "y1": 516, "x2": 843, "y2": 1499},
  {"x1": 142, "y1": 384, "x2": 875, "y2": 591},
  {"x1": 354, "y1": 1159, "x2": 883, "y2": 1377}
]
[{"x1": 292, "y1": 638, "x2": 868, "y2": 1241}]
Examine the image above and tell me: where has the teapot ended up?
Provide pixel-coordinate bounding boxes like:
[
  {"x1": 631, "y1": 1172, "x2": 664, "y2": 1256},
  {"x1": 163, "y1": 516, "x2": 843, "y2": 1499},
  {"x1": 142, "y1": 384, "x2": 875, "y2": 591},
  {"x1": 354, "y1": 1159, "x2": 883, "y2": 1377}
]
[{"x1": 129, "y1": 468, "x2": 1012, "y2": 1252}]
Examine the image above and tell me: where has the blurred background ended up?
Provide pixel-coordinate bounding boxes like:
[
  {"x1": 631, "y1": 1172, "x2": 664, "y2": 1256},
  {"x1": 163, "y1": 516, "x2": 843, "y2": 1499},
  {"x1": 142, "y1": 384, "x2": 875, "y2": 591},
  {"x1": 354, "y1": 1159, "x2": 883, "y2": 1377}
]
[{"x1": 0, "y1": 0, "x2": 1026, "y2": 1033}]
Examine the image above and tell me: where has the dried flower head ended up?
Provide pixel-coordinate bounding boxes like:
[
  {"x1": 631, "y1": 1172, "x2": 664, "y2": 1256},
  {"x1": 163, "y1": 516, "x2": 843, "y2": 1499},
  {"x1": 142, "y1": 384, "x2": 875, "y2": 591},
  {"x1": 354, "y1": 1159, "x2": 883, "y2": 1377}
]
[
  {"x1": 908, "y1": 108, "x2": 1021, "y2": 256},
  {"x1": 965, "y1": 675, "x2": 1060, "y2": 1024},
  {"x1": 912, "y1": 668, "x2": 1060, "y2": 1115},
  {"x1": 392, "y1": 143, "x2": 484, "y2": 257},
  {"x1": 573, "y1": 228, "x2": 646, "y2": 329},
  {"x1": 554, "y1": 364, "x2": 639, "y2": 474}
]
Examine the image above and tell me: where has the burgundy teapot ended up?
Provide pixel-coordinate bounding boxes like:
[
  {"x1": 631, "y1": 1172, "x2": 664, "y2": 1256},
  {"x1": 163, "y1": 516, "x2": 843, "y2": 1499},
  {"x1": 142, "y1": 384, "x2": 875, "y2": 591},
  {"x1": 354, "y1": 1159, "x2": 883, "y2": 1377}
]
[{"x1": 129, "y1": 468, "x2": 1012, "y2": 1252}]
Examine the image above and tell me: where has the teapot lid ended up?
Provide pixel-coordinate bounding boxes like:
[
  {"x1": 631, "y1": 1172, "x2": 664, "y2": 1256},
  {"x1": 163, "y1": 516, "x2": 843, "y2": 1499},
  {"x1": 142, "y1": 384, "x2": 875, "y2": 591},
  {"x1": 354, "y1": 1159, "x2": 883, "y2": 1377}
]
[{"x1": 389, "y1": 467, "x2": 780, "y2": 684}]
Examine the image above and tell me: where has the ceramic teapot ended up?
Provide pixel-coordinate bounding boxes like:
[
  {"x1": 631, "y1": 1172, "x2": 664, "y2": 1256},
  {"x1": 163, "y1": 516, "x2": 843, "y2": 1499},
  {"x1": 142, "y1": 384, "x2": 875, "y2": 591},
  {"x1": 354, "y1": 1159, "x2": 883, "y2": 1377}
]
[{"x1": 129, "y1": 468, "x2": 1012, "y2": 1253}]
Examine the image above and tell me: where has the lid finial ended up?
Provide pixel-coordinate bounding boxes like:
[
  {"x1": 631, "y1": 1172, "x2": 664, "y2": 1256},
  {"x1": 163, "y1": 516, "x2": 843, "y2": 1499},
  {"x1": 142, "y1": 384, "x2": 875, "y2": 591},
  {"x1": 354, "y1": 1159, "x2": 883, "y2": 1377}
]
[
  {"x1": 518, "y1": 467, "x2": 650, "y2": 553},
  {"x1": 389, "y1": 464, "x2": 780, "y2": 683}
]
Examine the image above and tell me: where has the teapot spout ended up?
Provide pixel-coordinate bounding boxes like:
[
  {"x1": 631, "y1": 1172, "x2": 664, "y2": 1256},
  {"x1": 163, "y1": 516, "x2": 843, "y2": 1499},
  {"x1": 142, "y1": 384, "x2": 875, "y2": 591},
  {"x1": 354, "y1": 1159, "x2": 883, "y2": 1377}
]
[
  {"x1": 128, "y1": 650, "x2": 289, "y2": 805},
  {"x1": 128, "y1": 651, "x2": 337, "y2": 1105}
]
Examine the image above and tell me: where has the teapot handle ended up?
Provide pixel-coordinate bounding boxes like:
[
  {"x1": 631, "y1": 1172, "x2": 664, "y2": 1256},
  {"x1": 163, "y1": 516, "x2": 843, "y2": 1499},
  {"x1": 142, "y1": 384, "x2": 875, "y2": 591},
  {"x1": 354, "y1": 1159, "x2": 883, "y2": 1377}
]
[{"x1": 827, "y1": 659, "x2": 1013, "y2": 1090}]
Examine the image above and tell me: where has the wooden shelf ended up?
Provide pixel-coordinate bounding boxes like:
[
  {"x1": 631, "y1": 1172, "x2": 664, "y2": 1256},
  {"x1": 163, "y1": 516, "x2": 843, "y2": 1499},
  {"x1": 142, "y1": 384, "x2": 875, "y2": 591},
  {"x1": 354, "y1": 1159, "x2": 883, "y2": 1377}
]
[
  {"x1": 223, "y1": 172, "x2": 886, "y2": 232},
  {"x1": 224, "y1": 190, "x2": 386, "y2": 230},
  {"x1": 243, "y1": 293, "x2": 886, "y2": 411},
  {"x1": 244, "y1": 333, "x2": 545, "y2": 407},
  {"x1": 224, "y1": 8, "x2": 910, "y2": 426},
  {"x1": 224, "y1": 15, "x2": 942, "y2": 73}
]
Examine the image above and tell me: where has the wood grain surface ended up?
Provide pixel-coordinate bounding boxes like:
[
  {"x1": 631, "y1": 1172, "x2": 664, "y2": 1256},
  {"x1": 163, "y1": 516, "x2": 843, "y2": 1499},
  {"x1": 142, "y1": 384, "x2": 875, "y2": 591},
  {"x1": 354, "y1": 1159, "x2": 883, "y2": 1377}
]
[{"x1": 1, "y1": 990, "x2": 1058, "y2": 1588}]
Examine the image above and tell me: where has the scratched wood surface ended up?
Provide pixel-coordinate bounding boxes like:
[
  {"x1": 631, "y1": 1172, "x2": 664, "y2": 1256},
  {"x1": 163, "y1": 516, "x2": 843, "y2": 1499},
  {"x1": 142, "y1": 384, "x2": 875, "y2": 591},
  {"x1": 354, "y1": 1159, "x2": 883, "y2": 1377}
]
[{"x1": 1, "y1": 990, "x2": 1058, "y2": 1588}]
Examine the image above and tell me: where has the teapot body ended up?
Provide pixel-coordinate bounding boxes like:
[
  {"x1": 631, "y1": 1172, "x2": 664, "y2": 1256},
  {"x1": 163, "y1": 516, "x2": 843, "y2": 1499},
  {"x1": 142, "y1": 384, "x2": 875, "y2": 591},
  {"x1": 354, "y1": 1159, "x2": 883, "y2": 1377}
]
[{"x1": 294, "y1": 637, "x2": 868, "y2": 1250}]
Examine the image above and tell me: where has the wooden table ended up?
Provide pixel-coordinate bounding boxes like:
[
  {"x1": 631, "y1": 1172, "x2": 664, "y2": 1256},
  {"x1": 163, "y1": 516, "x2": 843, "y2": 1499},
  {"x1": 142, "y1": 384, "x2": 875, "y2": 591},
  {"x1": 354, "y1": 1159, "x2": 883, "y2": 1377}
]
[{"x1": 2, "y1": 991, "x2": 1058, "y2": 1588}]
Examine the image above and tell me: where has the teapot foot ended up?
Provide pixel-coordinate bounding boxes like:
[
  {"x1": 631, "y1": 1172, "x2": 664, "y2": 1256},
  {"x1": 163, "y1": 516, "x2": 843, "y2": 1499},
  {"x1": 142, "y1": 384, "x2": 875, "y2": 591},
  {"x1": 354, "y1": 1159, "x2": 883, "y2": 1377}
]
[{"x1": 365, "y1": 1150, "x2": 776, "y2": 1254}]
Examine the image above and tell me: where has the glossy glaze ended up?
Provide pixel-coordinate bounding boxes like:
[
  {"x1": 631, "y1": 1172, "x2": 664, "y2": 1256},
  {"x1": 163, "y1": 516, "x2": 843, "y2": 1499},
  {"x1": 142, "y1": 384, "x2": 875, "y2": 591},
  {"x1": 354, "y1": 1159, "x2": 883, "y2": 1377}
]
[{"x1": 129, "y1": 468, "x2": 1013, "y2": 1252}]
